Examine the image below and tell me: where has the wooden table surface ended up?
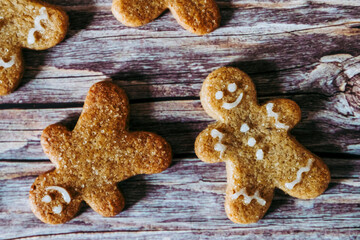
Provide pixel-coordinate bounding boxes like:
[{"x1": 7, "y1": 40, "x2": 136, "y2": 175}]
[{"x1": 1, "y1": 0, "x2": 360, "y2": 239}]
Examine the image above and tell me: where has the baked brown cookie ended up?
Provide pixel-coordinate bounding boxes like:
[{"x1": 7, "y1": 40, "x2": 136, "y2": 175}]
[
  {"x1": 195, "y1": 67, "x2": 331, "y2": 224},
  {"x1": 0, "y1": 0, "x2": 68, "y2": 95},
  {"x1": 29, "y1": 81, "x2": 172, "y2": 224},
  {"x1": 112, "y1": 0, "x2": 221, "y2": 35}
]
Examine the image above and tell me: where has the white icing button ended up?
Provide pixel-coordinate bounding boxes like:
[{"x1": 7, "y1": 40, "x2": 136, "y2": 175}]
[
  {"x1": 42, "y1": 195, "x2": 52, "y2": 203},
  {"x1": 227, "y1": 83, "x2": 237, "y2": 92},
  {"x1": 256, "y1": 149, "x2": 264, "y2": 160},
  {"x1": 52, "y1": 205, "x2": 63, "y2": 214},
  {"x1": 215, "y1": 91, "x2": 224, "y2": 100},
  {"x1": 240, "y1": 123, "x2": 250, "y2": 133},
  {"x1": 247, "y1": 137, "x2": 256, "y2": 147},
  {"x1": 285, "y1": 159, "x2": 314, "y2": 190},
  {"x1": 46, "y1": 186, "x2": 71, "y2": 203}
]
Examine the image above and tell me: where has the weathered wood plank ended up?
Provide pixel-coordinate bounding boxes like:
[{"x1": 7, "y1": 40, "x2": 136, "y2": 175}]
[
  {"x1": 0, "y1": 157, "x2": 359, "y2": 239},
  {"x1": 1, "y1": 0, "x2": 360, "y2": 239}
]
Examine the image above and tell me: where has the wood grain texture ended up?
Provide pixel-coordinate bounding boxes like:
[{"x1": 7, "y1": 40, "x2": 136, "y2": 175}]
[
  {"x1": 1, "y1": 157, "x2": 360, "y2": 239},
  {"x1": 0, "y1": 0, "x2": 360, "y2": 239}
]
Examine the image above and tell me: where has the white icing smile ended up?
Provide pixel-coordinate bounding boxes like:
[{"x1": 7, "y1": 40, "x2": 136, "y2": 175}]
[
  {"x1": 28, "y1": 7, "x2": 48, "y2": 45},
  {"x1": 0, "y1": 55, "x2": 15, "y2": 69},
  {"x1": 231, "y1": 188, "x2": 266, "y2": 206},
  {"x1": 222, "y1": 92, "x2": 243, "y2": 110},
  {"x1": 285, "y1": 159, "x2": 314, "y2": 190}
]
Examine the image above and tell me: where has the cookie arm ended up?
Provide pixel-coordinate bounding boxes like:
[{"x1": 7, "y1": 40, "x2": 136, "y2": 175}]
[
  {"x1": 83, "y1": 184, "x2": 125, "y2": 217},
  {"x1": 0, "y1": 46, "x2": 23, "y2": 95},
  {"x1": 41, "y1": 124, "x2": 71, "y2": 167},
  {"x1": 275, "y1": 138, "x2": 331, "y2": 199},
  {"x1": 195, "y1": 126, "x2": 229, "y2": 163},
  {"x1": 124, "y1": 131, "x2": 172, "y2": 176},
  {"x1": 112, "y1": 0, "x2": 167, "y2": 27},
  {"x1": 168, "y1": 0, "x2": 221, "y2": 35},
  {"x1": 224, "y1": 161, "x2": 274, "y2": 224},
  {"x1": 20, "y1": 4, "x2": 68, "y2": 50},
  {"x1": 262, "y1": 99, "x2": 302, "y2": 130}
]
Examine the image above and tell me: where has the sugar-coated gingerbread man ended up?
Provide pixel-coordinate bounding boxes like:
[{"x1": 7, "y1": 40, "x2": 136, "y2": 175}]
[
  {"x1": 0, "y1": 0, "x2": 68, "y2": 95},
  {"x1": 30, "y1": 81, "x2": 172, "y2": 224},
  {"x1": 112, "y1": 0, "x2": 221, "y2": 35},
  {"x1": 195, "y1": 67, "x2": 331, "y2": 224}
]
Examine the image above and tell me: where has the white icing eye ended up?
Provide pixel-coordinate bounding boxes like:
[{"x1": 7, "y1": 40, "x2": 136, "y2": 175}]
[
  {"x1": 42, "y1": 195, "x2": 52, "y2": 203},
  {"x1": 247, "y1": 137, "x2": 256, "y2": 147},
  {"x1": 227, "y1": 83, "x2": 237, "y2": 92},
  {"x1": 240, "y1": 123, "x2": 250, "y2": 133},
  {"x1": 215, "y1": 91, "x2": 224, "y2": 100}
]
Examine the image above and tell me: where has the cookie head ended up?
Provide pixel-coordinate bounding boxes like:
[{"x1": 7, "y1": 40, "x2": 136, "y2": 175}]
[
  {"x1": 200, "y1": 67, "x2": 258, "y2": 123},
  {"x1": 29, "y1": 173, "x2": 82, "y2": 224}
]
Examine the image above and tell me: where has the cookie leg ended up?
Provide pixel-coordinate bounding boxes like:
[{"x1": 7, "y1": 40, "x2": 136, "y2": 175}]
[
  {"x1": 112, "y1": 0, "x2": 168, "y2": 27},
  {"x1": 224, "y1": 161, "x2": 274, "y2": 224},
  {"x1": 275, "y1": 141, "x2": 331, "y2": 199},
  {"x1": 0, "y1": 46, "x2": 23, "y2": 95},
  {"x1": 168, "y1": 0, "x2": 221, "y2": 35},
  {"x1": 83, "y1": 184, "x2": 125, "y2": 217},
  {"x1": 29, "y1": 172, "x2": 82, "y2": 224}
]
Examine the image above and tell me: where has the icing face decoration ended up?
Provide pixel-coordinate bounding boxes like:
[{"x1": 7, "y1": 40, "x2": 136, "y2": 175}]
[
  {"x1": 215, "y1": 83, "x2": 244, "y2": 110},
  {"x1": 42, "y1": 186, "x2": 72, "y2": 215},
  {"x1": 195, "y1": 67, "x2": 331, "y2": 224},
  {"x1": 28, "y1": 7, "x2": 49, "y2": 45}
]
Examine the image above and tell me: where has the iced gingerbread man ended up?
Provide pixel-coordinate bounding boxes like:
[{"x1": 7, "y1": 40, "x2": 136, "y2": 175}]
[
  {"x1": 30, "y1": 81, "x2": 172, "y2": 224},
  {"x1": 0, "y1": 0, "x2": 68, "y2": 95},
  {"x1": 195, "y1": 67, "x2": 331, "y2": 224}
]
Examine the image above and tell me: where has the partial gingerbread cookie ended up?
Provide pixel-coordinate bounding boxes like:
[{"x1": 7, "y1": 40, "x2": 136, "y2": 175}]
[
  {"x1": 112, "y1": 0, "x2": 221, "y2": 35},
  {"x1": 0, "y1": 0, "x2": 68, "y2": 95},
  {"x1": 195, "y1": 67, "x2": 331, "y2": 224},
  {"x1": 29, "y1": 81, "x2": 172, "y2": 224}
]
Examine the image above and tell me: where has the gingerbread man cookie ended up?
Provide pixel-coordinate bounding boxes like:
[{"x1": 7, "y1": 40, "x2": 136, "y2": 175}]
[
  {"x1": 112, "y1": 0, "x2": 221, "y2": 35},
  {"x1": 30, "y1": 81, "x2": 172, "y2": 224},
  {"x1": 195, "y1": 67, "x2": 331, "y2": 224},
  {"x1": 0, "y1": 0, "x2": 68, "y2": 95}
]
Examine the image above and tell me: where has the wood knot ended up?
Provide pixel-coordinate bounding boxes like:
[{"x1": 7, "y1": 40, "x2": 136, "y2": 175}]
[{"x1": 309, "y1": 54, "x2": 360, "y2": 113}]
